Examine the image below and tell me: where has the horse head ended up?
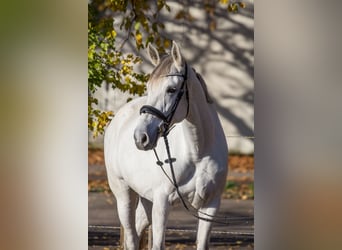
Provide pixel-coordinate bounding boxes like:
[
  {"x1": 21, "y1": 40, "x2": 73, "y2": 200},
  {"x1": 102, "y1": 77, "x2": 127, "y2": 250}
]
[{"x1": 134, "y1": 41, "x2": 189, "y2": 150}]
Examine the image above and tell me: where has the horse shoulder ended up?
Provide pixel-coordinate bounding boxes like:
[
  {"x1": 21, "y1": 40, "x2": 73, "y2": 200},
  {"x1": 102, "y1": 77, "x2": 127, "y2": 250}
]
[{"x1": 104, "y1": 96, "x2": 147, "y2": 174}]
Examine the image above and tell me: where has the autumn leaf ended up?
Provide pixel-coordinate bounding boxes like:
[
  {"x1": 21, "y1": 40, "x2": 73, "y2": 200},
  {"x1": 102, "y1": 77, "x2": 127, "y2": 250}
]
[
  {"x1": 164, "y1": 39, "x2": 171, "y2": 48},
  {"x1": 136, "y1": 33, "x2": 143, "y2": 45},
  {"x1": 239, "y1": 2, "x2": 246, "y2": 8}
]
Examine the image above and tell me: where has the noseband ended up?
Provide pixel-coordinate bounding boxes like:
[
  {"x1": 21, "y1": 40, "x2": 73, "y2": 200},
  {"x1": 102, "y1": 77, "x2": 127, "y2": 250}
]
[{"x1": 139, "y1": 63, "x2": 189, "y2": 135}]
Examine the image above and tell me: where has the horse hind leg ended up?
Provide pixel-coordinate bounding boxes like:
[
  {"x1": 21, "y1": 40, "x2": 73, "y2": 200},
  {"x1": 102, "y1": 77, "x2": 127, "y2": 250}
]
[{"x1": 114, "y1": 184, "x2": 139, "y2": 250}]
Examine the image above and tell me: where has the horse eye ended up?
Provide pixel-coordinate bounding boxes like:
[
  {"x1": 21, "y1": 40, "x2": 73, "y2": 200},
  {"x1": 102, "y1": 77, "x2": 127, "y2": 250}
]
[{"x1": 167, "y1": 87, "x2": 177, "y2": 94}]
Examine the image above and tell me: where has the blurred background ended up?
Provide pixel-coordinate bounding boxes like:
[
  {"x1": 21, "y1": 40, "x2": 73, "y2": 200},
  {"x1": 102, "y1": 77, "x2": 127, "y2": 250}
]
[
  {"x1": 88, "y1": 0, "x2": 254, "y2": 248},
  {"x1": 0, "y1": 0, "x2": 341, "y2": 250}
]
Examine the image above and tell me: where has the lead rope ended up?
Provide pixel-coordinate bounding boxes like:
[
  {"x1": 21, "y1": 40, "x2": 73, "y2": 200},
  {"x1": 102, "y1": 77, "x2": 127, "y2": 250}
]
[{"x1": 154, "y1": 133, "x2": 249, "y2": 225}]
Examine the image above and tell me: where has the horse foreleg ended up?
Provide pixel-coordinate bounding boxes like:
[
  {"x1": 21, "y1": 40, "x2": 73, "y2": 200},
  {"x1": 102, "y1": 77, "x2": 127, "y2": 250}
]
[
  {"x1": 115, "y1": 186, "x2": 139, "y2": 250},
  {"x1": 135, "y1": 197, "x2": 152, "y2": 245},
  {"x1": 196, "y1": 198, "x2": 221, "y2": 250},
  {"x1": 151, "y1": 194, "x2": 170, "y2": 250}
]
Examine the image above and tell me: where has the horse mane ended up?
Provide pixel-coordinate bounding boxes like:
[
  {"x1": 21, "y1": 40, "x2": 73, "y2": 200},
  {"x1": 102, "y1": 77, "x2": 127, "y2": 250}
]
[{"x1": 192, "y1": 68, "x2": 214, "y2": 104}]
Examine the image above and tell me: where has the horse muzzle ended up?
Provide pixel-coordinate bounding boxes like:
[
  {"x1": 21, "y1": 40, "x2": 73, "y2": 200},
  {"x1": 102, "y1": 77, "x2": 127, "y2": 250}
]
[{"x1": 134, "y1": 128, "x2": 158, "y2": 151}]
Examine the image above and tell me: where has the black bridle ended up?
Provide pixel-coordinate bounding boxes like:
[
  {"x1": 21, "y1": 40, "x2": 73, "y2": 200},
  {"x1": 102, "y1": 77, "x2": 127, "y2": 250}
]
[{"x1": 139, "y1": 63, "x2": 189, "y2": 135}]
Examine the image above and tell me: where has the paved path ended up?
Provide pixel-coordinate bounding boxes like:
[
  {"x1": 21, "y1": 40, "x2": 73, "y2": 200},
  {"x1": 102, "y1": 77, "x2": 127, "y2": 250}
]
[{"x1": 89, "y1": 192, "x2": 254, "y2": 249}]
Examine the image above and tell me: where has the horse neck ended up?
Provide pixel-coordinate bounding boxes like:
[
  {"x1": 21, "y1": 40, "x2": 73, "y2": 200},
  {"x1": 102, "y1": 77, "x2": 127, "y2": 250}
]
[{"x1": 182, "y1": 75, "x2": 215, "y2": 158}]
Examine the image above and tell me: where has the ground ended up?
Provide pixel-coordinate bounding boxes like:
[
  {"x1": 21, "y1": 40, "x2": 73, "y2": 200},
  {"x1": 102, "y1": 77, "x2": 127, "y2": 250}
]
[{"x1": 88, "y1": 148, "x2": 254, "y2": 249}]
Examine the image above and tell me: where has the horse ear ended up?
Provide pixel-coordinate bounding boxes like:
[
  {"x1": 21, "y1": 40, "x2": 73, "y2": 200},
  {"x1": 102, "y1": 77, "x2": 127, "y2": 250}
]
[
  {"x1": 171, "y1": 41, "x2": 184, "y2": 71},
  {"x1": 147, "y1": 43, "x2": 160, "y2": 66}
]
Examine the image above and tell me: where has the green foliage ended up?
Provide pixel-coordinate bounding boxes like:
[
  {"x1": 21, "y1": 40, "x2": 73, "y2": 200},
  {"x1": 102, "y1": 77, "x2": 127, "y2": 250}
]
[
  {"x1": 88, "y1": 0, "x2": 248, "y2": 137},
  {"x1": 225, "y1": 180, "x2": 254, "y2": 200},
  {"x1": 88, "y1": 0, "x2": 174, "y2": 137}
]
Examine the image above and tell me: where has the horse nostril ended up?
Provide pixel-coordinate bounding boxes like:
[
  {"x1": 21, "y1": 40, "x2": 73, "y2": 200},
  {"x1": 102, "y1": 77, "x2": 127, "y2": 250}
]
[
  {"x1": 141, "y1": 133, "x2": 148, "y2": 145},
  {"x1": 134, "y1": 130, "x2": 151, "y2": 150}
]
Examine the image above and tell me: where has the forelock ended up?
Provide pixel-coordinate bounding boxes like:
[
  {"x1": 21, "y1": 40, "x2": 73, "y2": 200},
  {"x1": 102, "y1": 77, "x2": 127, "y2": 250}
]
[{"x1": 149, "y1": 55, "x2": 174, "y2": 85}]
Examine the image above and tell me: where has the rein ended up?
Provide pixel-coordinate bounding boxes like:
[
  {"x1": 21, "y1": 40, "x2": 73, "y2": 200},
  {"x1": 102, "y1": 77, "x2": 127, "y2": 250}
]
[{"x1": 139, "y1": 65, "x2": 233, "y2": 225}]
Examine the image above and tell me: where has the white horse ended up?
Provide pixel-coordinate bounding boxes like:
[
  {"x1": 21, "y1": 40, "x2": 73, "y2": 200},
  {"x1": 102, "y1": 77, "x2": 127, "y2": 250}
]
[{"x1": 104, "y1": 41, "x2": 228, "y2": 250}]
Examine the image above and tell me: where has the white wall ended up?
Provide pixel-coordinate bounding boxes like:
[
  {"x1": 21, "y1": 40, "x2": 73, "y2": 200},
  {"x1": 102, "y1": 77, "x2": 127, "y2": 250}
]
[{"x1": 90, "y1": 1, "x2": 254, "y2": 154}]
